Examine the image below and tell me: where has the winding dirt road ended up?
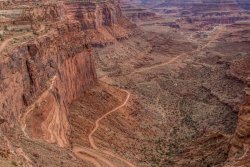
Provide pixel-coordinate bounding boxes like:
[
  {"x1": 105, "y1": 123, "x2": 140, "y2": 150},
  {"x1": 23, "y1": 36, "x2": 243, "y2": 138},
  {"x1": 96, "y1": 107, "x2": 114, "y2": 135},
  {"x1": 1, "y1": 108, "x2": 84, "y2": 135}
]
[
  {"x1": 73, "y1": 26, "x2": 225, "y2": 167},
  {"x1": 16, "y1": 24, "x2": 224, "y2": 166},
  {"x1": 0, "y1": 32, "x2": 32, "y2": 54},
  {"x1": 129, "y1": 26, "x2": 224, "y2": 75},
  {"x1": 73, "y1": 89, "x2": 136, "y2": 167},
  {"x1": 0, "y1": 25, "x2": 45, "y2": 54},
  {"x1": 74, "y1": 147, "x2": 116, "y2": 167},
  {"x1": 21, "y1": 76, "x2": 57, "y2": 138},
  {"x1": 87, "y1": 26, "x2": 225, "y2": 167},
  {"x1": 73, "y1": 147, "x2": 105, "y2": 167},
  {"x1": 88, "y1": 89, "x2": 130, "y2": 149},
  {"x1": 130, "y1": 54, "x2": 184, "y2": 75}
]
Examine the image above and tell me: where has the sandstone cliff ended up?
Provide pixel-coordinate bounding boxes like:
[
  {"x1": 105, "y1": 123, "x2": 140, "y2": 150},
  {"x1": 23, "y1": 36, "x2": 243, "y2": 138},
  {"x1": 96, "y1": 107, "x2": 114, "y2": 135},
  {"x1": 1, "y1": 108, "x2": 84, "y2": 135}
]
[
  {"x1": 0, "y1": 1, "x2": 138, "y2": 166},
  {"x1": 0, "y1": 21, "x2": 97, "y2": 147},
  {"x1": 63, "y1": 1, "x2": 134, "y2": 46},
  {"x1": 0, "y1": 0, "x2": 135, "y2": 148},
  {"x1": 225, "y1": 79, "x2": 250, "y2": 166}
]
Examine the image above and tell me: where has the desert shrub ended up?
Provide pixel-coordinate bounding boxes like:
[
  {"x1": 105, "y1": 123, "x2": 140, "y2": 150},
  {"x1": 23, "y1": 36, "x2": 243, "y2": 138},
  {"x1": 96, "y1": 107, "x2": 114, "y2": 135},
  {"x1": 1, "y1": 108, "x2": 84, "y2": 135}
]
[
  {"x1": 0, "y1": 35, "x2": 3, "y2": 41},
  {"x1": 11, "y1": 161, "x2": 18, "y2": 167},
  {"x1": 33, "y1": 31, "x2": 38, "y2": 35}
]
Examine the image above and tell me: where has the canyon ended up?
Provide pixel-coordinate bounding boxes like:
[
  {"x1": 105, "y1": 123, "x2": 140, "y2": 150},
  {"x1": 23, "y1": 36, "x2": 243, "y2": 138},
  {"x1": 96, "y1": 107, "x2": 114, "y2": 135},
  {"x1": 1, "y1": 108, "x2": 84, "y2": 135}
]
[{"x1": 0, "y1": 0, "x2": 250, "y2": 167}]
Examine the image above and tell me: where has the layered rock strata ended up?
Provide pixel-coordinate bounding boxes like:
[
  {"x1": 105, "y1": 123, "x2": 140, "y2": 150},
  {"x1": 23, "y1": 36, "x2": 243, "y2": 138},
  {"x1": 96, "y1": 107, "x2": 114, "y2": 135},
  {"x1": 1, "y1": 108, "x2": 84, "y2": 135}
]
[
  {"x1": 0, "y1": 0, "x2": 135, "y2": 147},
  {"x1": 0, "y1": 21, "x2": 97, "y2": 147},
  {"x1": 63, "y1": 1, "x2": 134, "y2": 46},
  {"x1": 226, "y1": 79, "x2": 250, "y2": 166}
]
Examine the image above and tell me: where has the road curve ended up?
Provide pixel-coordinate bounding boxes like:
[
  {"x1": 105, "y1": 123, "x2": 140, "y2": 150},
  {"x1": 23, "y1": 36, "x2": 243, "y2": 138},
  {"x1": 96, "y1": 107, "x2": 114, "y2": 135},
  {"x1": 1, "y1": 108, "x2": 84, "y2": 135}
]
[
  {"x1": 128, "y1": 26, "x2": 224, "y2": 75},
  {"x1": 89, "y1": 26, "x2": 225, "y2": 167},
  {"x1": 129, "y1": 54, "x2": 184, "y2": 75},
  {"x1": 0, "y1": 32, "x2": 32, "y2": 54},
  {"x1": 73, "y1": 147, "x2": 104, "y2": 167},
  {"x1": 88, "y1": 88, "x2": 136, "y2": 167},
  {"x1": 88, "y1": 89, "x2": 131, "y2": 149},
  {"x1": 73, "y1": 89, "x2": 136, "y2": 167},
  {"x1": 21, "y1": 76, "x2": 57, "y2": 138},
  {"x1": 0, "y1": 25, "x2": 45, "y2": 54}
]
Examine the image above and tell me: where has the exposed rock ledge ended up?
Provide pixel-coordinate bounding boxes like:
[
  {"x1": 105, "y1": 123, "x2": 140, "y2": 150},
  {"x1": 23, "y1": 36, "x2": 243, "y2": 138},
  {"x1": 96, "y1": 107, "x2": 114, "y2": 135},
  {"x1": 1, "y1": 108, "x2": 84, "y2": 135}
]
[
  {"x1": 0, "y1": 0, "x2": 136, "y2": 147},
  {"x1": 0, "y1": 21, "x2": 97, "y2": 147},
  {"x1": 225, "y1": 78, "x2": 250, "y2": 166}
]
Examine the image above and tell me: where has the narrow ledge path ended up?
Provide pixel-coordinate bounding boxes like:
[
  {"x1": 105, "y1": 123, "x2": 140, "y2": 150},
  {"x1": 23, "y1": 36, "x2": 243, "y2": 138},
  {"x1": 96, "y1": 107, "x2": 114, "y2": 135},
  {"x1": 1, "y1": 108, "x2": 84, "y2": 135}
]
[{"x1": 0, "y1": 25, "x2": 45, "y2": 54}]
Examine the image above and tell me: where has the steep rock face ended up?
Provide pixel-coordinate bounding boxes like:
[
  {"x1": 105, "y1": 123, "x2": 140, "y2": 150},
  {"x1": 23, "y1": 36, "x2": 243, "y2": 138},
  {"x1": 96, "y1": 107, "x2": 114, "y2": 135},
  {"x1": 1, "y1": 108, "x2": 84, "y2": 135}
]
[
  {"x1": 222, "y1": 50, "x2": 250, "y2": 166},
  {"x1": 226, "y1": 80, "x2": 250, "y2": 166},
  {"x1": 63, "y1": 1, "x2": 134, "y2": 46},
  {"x1": 0, "y1": 0, "x2": 135, "y2": 149},
  {"x1": 0, "y1": 21, "x2": 97, "y2": 147}
]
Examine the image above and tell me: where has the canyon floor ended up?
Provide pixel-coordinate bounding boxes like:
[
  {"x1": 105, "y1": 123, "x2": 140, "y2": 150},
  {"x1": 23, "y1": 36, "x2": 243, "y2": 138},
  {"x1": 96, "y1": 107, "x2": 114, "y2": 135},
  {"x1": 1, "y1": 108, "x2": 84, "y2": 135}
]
[
  {"x1": 67, "y1": 18, "x2": 250, "y2": 167},
  {"x1": 88, "y1": 8, "x2": 250, "y2": 167},
  {"x1": 0, "y1": 0, "x2": 250, "y2": 167}
]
